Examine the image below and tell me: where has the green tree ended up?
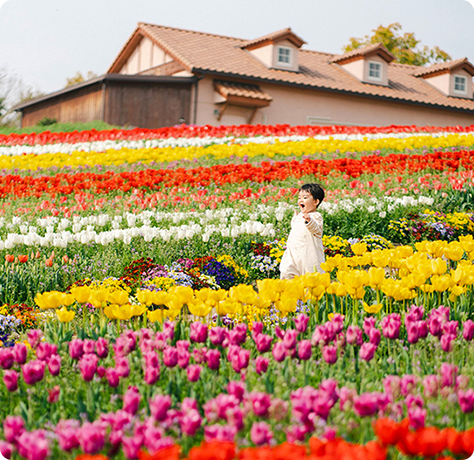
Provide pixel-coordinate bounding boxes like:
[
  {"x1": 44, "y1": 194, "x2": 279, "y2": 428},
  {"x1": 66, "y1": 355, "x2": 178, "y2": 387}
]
[
  {"x1": 65, "y1": 71, "x2": 99, "y2": 88},
  {"x1": 343, "y1": 23, "x2": 451, "y2": 66}
]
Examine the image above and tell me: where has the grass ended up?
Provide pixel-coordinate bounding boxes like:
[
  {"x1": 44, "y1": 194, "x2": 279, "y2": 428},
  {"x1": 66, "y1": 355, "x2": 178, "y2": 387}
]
[{"x1": 0, "y1": 120, "x2": 123, "y2": 135}]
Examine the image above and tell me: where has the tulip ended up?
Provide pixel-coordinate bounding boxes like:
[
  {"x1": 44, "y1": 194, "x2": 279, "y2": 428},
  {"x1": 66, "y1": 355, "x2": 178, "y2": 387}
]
[
  {"x1": 26, "y1": 329, "x2": 43, "y2": 349},
  {"x1": 163, "y1": 346, "x2": 178, "y2": 368},
  {"x1": 363, "y1": 316, "x2": 377, "y2": 335},
  {"x1": 17, "y1": 431, "x2": 49, "y2": 460},
  {"x1": 255, "y1": 356, "x2": 269, "y2": 375},
  {"x1": 97, "y1": 366, "x2": 106, "y2": 378},
  {"x1": 122, "y1": 435, "x2": 143, "y2": 460},
  {"x1": 428, "y1": 315, "x2": 444, "y2": 337},
  {"x1": 178, "y1": 348, "x2": 190, "y2": 369},
  {"x1": 383, "y1": 375, "x2": 401, "y2": 399},
  {"x1": 401, "y1": 375, "x2": 417, "y2": 395},
  {"x1": 3, "y1": 415, "x2": 25, "y2": 444},
  {"x1": 463, "y1": 320, "x2": 474, "y2": 341},
  {"x1": 55, "y1": 420, "x2": 80, "y2": 452},
  {"x1": 294, "y1": 313, "x2": 309, "y2": 333},
  {"x1": 407, "y1": 322, "x2": 420, "y2": 344},
  {"x1": 272, "y1": 341, "x2": 286, "y2": 362},
  {"x1": 5, "y1": 254, "x2": 14, "y2": 263},
  {"x1": 408, "y1": 406, "x2": 426, "y2": 430},
  {"x1": 440, "y1": 363, "x2": 458, "y2": 388},
  {"x1": 79, "y1": 354, "x2": 98, "y2": 382},
  {"x1": 458, "y1": 389, "x2": 474, "y2": 413},
  {"x1": 12, "y1": 342, "x2": 28, "y2": 364},
  {"x1": 353, "y1": 393, "x2": 378, "y2": 417},
  {"x1": 95, "y1": 337, "x2": 109, "y2": 358},
  {"x1": 150, "y1": 394, "x2": 171, "y2": 421},
  {"x1": 36, "y1": 342, "x2": 57, "y2": 361},
  {"x1": 359, "y1": 343, "x2": 377, "y2": 361},
  {"x1": 381, "y1": 314, "x2": 401, "y2": 339},
  {"x1": 190, "y1": 322, "x2": 208, "y2": 343},
  {"x1": 77, "y1": 421, "x2": 106, "y2": 454},
  {"x1": 209, "y1": 326, "x2": 227, "y2": 346},
  {"x1": 369, "y1": 328, "x2": 381, "y2": 345},
  {"x1": 115, "y1": 356, "x2": 130, "y2": 377},
  {"x1": 322, "y1": 345, "x2": 337, "y2": 364},
  {"x1": 255, "y1": 333, "x2": 272, "y2": 353},
  {"x1": 441, "y1": 334, "x2": 456, "y2": 352},
  {"x1": 205, "y1": 349, "x2": 221, "y2": 370},
  {"x1": 250, "y1": 421, "x2": 273, "y2": 445},
  {"x1": 69, "y1": 338, "x2": 84, "y2": 360},
  {"x1": 0, "y1": 349, "x2": 14, "y2": 370},
  {"x1": 144, "y1": 366, "x2": 160, "y2": 385},
  {"x1": 346, "y1": 325, "x2": 363, "y2": 346},
  {"x1": 181, "y1": 409, "x2": 202, "y2": 436},
  {"x1": 123, "y1": 386, "x2": 141, "y2": 414},
  {"x1": 0, "y1": 441, "x2": 13, "y2": 459},
  {"x1": 3, "y1": 370, "x2": 18, "y2": 392},
  {"x1": 48, "y1": 354, "x2": 61, "y2": 376},
  {"x1": 56, "y1": 307, "x2": 75, "y2": 323},
  {"x1": 251, "y1": 321, "x2": 263, "y2": 338},
  {"x1": 297, "y1": 340, "x2": 312, "y2": 360},
  {"x1": 443, "y1": 320, "x2": 459, "y2": 336},
  {"x1": 105, "y1": 367, "x2": 120, "y2": 388},
  {"x1": 228, "y1": 380, "x2": 246, "y2": 402},
  {"x1": 48, "y1": 385, "x2": 60, "y2": 404},
  {"x1": 22, "y1": 359, "x2": 46, "y2": 385},
  {"x1": 283, "y1": 329, "x2": 298, "y2": 349},
  {"x1": 187, "y1": 364, "x2": 202, "y2": 382},
  {"x1": 228, "y1": 323, "x2": 247, "y2": 345}
]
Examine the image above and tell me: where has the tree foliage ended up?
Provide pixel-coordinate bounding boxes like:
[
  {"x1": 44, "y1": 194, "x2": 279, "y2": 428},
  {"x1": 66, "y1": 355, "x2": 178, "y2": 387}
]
[
  {"x1": 343, "y1": 23, "x2": 451, "y2": 66},
  {"x1": 65, "y1": 71, "x2": 99, "y2": 88}
]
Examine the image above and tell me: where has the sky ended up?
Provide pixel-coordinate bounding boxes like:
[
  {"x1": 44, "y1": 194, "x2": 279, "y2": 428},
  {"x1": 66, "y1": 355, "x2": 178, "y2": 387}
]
[{"x1": 0, "y1": 0, "x2": 474, "y2": 97}]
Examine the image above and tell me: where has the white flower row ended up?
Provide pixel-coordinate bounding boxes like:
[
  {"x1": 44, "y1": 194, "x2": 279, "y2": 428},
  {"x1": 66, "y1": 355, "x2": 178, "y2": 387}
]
[{"x1": 0, "y1": 131, "x2": 471, "y2": 156}]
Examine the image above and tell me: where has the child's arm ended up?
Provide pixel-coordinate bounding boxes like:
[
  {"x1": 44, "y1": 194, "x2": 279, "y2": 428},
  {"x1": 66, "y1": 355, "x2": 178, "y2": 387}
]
[{"x1": 304, "y1": 213, "x2": 323, "y2": 238}]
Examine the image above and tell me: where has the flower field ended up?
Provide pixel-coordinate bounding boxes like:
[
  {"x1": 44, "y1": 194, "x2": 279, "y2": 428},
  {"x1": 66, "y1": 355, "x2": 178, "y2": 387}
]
[{"x1": 1, "y1": 123, "x2": 474, "y2": 460}]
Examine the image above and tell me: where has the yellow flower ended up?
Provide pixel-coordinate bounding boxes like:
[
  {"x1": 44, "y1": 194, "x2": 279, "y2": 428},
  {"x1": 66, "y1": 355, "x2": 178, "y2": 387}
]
[
  {"x1": 363, "y1": 302, "x2": 383, "y2": 314},
  {"x1": 56, "y1": 307, "x2": 76, "y2": 323},
  {"x1": 70, "y1": 286, "x2": 92, "y2": 304}
]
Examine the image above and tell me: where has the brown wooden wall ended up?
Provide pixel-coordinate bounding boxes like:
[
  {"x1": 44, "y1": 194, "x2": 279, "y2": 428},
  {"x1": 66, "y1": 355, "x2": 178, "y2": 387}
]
[
  {"x1": 104, "y1": 81, "x2": 192, "y2": 128},
  {"x1": 22, "y1": 84, "x2": 104, "y2": 127}
]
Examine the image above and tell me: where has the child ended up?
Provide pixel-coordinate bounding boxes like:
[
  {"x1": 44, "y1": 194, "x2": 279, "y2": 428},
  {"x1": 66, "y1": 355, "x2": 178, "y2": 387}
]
[{"x1": 280, "y1": 183, "x2": 325, "y2": 279}]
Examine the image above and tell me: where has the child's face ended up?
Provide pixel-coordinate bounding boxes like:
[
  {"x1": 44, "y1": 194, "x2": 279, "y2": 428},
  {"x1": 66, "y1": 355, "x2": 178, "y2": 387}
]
[{"x1": 298, "y1": 190, "x2": 319, "y2": 213}]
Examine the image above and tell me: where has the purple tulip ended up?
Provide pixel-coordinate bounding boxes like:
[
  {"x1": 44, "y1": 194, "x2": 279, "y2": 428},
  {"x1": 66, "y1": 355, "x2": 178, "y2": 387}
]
[
  {"x1": 209, "y1": 327, "x2": 227, "y2": 346},
  {"x1": 79, "y1": 354, "x2": 98, "y2": 382},
  {"x1": 428, "y1": 314, "x2": 444, "y2": 337},
  {"x1": 0, "y1": 348, "x2": 14, "y2": 370},
  {"x1": 190, "y1": 322, "x2": 208, "y2": 343},
  {"x1": 406, "y1": 322, "x2": 420, "y2": 344},
  {"x1": 407, "y1": 305, "x2": 424, "y2": 321},
  {"x1": 272, "y1": 341, "x2": 286, "y2": 362},
  {"x1": 12, "y1": 342, "x2": 28, "y2": 364},
  {"x1": 458, "y1": 389, "x2": 474, "y2": 413},
  {"x1": 418, "y1": 320, "x2": 428, "y2": 339},
  {"x1": 187, "y1": 364, "x2": 202, "y2": 382},
  {"x1": 22, "y1": 359, "x2": 46, "y2": 385},
  {"x1": 250, "y1": 421, "x2": 273, "y2": 445},
  {"x1": 255, "y1": 334, "x2": 272, "y2": 353},
  {"x1": 443, "y1": 320, "x2": 459, "y2": 336},
  {"x1": 77, "y1": 421, "x2": 106, "y2": 454},
  {"x1": 105, "y1": 367, "x2": 120, "y2": 388},
  {"x1": 48, "y1": 354, "x2": 61, "y2": 376},
  {"x1": 255, "y1": 356, "x2": 269, "y2": 375},
  {"x1": 346, "y1": 325, "x2": 363, "y2": 346},
  {"x1": 26, "y1": 329, "x2": 43, "y2": 349},
  {"x1": 3, "y1": 370, "x2": 18, "y2": 392},
  {"x1": 298, "y1": 340, "x2": 312, "y2": 360},
  {"x1": 95, "y1": 337, "x2": 109, "y2": 358},
  {"x1": 68, "y1": 339, "x2": 84, "y2": 360},
  {"x1": 0, "y1": 441, "x2": 13, "y2": 459},
  {"x1": 150, "y1": 394, "x2": 171, "y2": 422},
  {"x1": 359, "y1": 343, "x2": 377, "y2": 361},
  {"x1": 463, "y1": 320, "x2": 474, "y2": 341},
  {"x1": 294, "y1": 314, "x2": 309, "y2": 333},
  {"x1": 322, "y1": 345, "x2": 337, "y2": 364},
  {"x1": 206, "y1": 349, "x2": 221, "y2": 370}
]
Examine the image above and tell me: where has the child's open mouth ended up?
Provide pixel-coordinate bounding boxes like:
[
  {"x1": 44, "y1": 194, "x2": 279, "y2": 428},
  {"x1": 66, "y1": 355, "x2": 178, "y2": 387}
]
[{"x1": 300, "y1": 204, "x2": 305, "y2": 210}]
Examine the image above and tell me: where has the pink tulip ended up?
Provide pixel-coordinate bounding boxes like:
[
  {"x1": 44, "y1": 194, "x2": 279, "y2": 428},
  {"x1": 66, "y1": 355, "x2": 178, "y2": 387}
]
[
  {"x1": 368, "y1": 328, "x2": 381, "y2": 345},
  {"x1": 294, "y1": 314, "x2": 309, "y2": 333},
  {"x1": 144, "y1": 366, "x2": 160, "y2": 385},
  {"x1": 82, "y1": 339, "x2": 95, "y2": 355},
  {"x1": 422, "y1": 375, "x2": 439, "y2": 399},
  {"x1": 206, "y1": 349, "x2": 221, "y2": 370},
  {"x1": 443, "y1": 320, "x2": 458, "y2": 336},
  {"x1": 22, "y1": 359, "x2": 46, "y2": 385},
  {"x1": 346, "y1": 325, "x2": 363, "y2": 346},
  {"x1": 251, "y1": 321, "x2": 263, "y2": 338},
  {"x1": 55, "y1": 420, "x2": 80, "y2": 452},
  {"x1": 0, "y1": 348, "x2": 14, "y2": 369},
  {"x1": 17, "y1": 430, "x2": 49, "y2": 460},
  {"x1": 181, "y1": 409, "x2": 202, "y2": 436},
  {"x1": 250, "y1": 421, "x2": 273, "y2": 445},
  {"x1": 3, "y1": 415, "x2": 25, "y2": 444},
  {"x1": 150, "y1": 394, "x2": 171, "y2": 422},
  {"x1": 0, "y1": 441, "x2": 13, "y2": 459},
  {"x1": 204, "y1": 424, "x2": 237, "y2": 442},
  {"x1": 249, "y1": 391, "x2": 271, "y2": 417},
  {"x1": 123, "y1": 386, "x2": 141, "y2": 414},
  {"x1": 463, "y1": 320, "x2": 474, "y2": 341},
  {"x1": 363, "y1": 316, "x2": 377, "y2": 335},
  {"x1": 458, "y1": 389, "x2": 474, "y2": 413},
  {"x1": 298, "y1": 340, "x2": 312, "y2": 360},
  {"x1": 68, "y1": 339, "x2": 84, "y2": 360},
  {"x1": 97, "y1": 366, "x2": 106, "y2": 378},
  {"x1": 272, "y1": 341, "x2": 286, "y2": 362},
  {"x1": 190, "y1": 322, "x2": 208, "y2": 343},
  {"x1": 193, "y1": 347, "x2": 208, "y2": 364},
  {"x1": 227, "y1": 381, "x2": 246, "y2": 402},
  {"x1": 187, "y1": 364, "x2": 202, "y2": 382},
  {"x1": 322, "y1": 345, "x2": 337, "y2": 364},
  {"x1": 26, "y1": 329, "x2": 43, "y2": 349},
  {"x1": 77, "y1": 421, "x2": 106, "y2": 454},
  {"x1": 330, "y1": 313, "x2": 345, "y2": 334},
  {"x1": 255, "y1": 333, "x2": 272, "y2": 353},
  {"x1": 401, "y1": 375, "x2": 417, "y2": 395},
  {"x1": 12, "y1": 342, "x2": 28, "y2": 364},
  {"x1": 339, "y1": 386, "x2": 357, "y2": 411},
  {"x1": 79, "y1": 354, "x2": 98, "y2": 382},
  {"x1": 255, "y1": 356, "x2": 269, "y2": 375},
  {"x1": 359, "y1": 343, "x2": 377, "y2": 361},
  {"x1": 144, "y1": 351, "x2": 160, "y2": 369},
  {"x1": 283, "y1": 329, "x2": 298, "y2": 349},
  {"x1": 406, "y1": 322, "x2": 420, "y2": 344},
  {"x1": 48, "y1": 354, "x2": 61, "y2": 376},
  {"x1": 408, "y1": 406, "x2": 426, "y2": 430},
  {"x1": 3, "y1": 370, "x2": 18, "y2": 392},
  {"x1": 122, "y1": 435, "x2": 143, "y2": 460},
  {"x1": 428, "y1": 314, "x2": 444, "y2": 337},
  {"x1": 353, "y1": 393, "x2": 379, "y2": 417},
  {"x1": 176, "y1": 340, "x2": 190, "y2": 351},
  {"x1": 95, "y1": 337, "x2": 109, "y2": 358},
  {"x1": 383, "y1": 375, "x2": 401, "y2": 399},
  {"x1": 381, "y1": 313, "x2": 401, "y2": 339},
  {"x1": 105, "y1": 367, "x2": 120, "y2": 388},
  {"x1": 441, "y1": 333, "x2": 456, "y2": 352},
  {"x1": 177, "y1": 348, "x2": 190, "y2": 369},
  {"x1": 209, "y1": 327, "x2": 227, "y2": 346},
  {"x1": 229, "y1": 323, "x2": 247, "y2": 345},
  {"x1": 115, "y1": 356, "x2": 130, "y2": 377},
  {"x1": 440, "y1": 362, "x2": 458, "y2": 388},
  {"x1": 48, "y1": 385, "x2": 60, "y2": 404}
]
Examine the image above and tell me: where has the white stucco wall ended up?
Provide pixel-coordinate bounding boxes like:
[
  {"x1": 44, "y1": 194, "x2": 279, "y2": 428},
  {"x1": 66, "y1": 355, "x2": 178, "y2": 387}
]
[
  {"x1": 195, "y1": 76, "x2": 474, "y2": 127},
  {"x1": 425, "y1": 73, "x2": 451, "y2": 95},
  {"x1": 119, "y1": 37, "x2": 172, "y2": 74}
]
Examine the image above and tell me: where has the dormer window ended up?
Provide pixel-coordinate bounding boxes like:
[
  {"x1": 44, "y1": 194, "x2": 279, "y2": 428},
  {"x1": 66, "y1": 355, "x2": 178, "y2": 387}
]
[
  {"x1": 278, "y1": 47, "x2": 292, "y2": 65},
  {"x1": 368, "y1": 62, "x2": 382, "y2": 81},
  {"x1": 454, "y1": 75, "x2": 467, "y2": 93}
]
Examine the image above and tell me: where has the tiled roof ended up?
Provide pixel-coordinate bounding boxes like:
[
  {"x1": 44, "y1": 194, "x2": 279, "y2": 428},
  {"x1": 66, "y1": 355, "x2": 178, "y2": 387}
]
[
  {"x1": 412, "y1": 57, "x2": 474, "y2": 77},
  {"x1": 111, "y1": 23, "x2": 474, "y2": 113},
  {"x1": 330, "y1": 43, "x2": 395, "y2": 64},
  {"x1": 241, "y1": 27, "x2": 306, "y2": 49},
  {"x1": 214, "y1": 80, "x2": 272, "y2": 101}
]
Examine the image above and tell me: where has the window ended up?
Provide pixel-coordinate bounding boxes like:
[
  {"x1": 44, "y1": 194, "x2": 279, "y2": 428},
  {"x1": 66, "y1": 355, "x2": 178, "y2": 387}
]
[
  {"x1": 368, "y1": 61, "x2": 382, "y2": 80},
  {"x1": 277, "y1": 47, "x2": 292, "y2": 65},
  {"x1": 454, "y1": 75, "x2": 467, "y2": 93}
]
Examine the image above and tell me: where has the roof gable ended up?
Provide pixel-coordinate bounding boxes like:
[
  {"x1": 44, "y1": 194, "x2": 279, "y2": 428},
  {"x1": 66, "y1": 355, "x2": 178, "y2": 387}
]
[
  {"x1": 412, "y1": 57, "x2": 474, "y2": 78},
  {"x1": 331, "y1": 43, "x2": 395, "y2": 65},
  {"x1": 241, "y1": 27, "x2": 306, "y2": 50}
]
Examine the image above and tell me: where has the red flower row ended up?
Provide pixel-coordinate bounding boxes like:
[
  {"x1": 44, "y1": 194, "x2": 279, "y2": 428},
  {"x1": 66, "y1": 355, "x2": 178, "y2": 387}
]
[
  {"x1": 0, "y1": 149, "x2": 472, "y2": 198},
  {"x1": 1, "y1": 123, "x2": 474, "y2": 146}
]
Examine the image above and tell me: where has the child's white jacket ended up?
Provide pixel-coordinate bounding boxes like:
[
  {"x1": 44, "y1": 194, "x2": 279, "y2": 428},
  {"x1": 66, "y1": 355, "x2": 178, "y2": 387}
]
[{"x1": 280, "y1": 211, "x2": 325, "y2": 279}]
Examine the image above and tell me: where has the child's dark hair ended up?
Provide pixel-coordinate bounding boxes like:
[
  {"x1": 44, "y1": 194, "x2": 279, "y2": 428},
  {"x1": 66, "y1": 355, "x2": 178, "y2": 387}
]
[{"x1": 300, "y1": 183, "x2": 325, "y2": 206}]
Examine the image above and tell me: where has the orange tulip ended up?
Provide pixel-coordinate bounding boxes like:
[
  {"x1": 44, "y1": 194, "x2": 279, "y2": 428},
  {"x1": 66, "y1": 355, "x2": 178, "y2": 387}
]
[
  {"x1": 373, "y1": 418, "x2": 409, "y2": 445},
  {"x1": 5, "y1": 254, "x2": 14, "y2": 263},
  {"x1": 18, "y1": 255, "x2": 28, "y2": 263},
  {"x1": 45, "y1": 257, "x2": 53, "y2": 267}
]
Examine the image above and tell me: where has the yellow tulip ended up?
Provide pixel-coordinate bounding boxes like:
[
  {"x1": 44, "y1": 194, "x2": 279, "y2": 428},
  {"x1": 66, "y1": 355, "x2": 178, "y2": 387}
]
[
  {"x1": 351, "y1": 242, "x2": 367, "y2": 255},
  {"x1": 188, "y1": 301, "x2": 212, "y2": 317},
  {"x1": 230, "y1": 285, "x2": 258, "y2": 304},
  {"x1": 147, "y1": 309, "x2": 166, "y2": 323},
  {"x1": 368, "y1": 267, "x2": 385, "y2": 287},
  {"x1": 107, "y1": 290, "x2": 129, "y2": 305},
  {"x1": 136, "y1": 290, "x2": 153, "y2": 305},
  {"x1": 56, "y1": 306, "x2": 75, "y2": 323},
  {"x1": 43, "y1": 291, "x2": 66, "y2": 309},
  {"x1": 444, "y1": 242, "x2": 464, "y2": 262},
  {"x1": 430, "y1": 258, "x2": 447, "y2": 275},
  {"x1": 34, "y1": 292, "x2": 49, "y2": 310},
  {"x1": 459, "y1": 235, "x2": 474, "y2": 252},
  {"x1": 363, "y1": 302, "x2": 383, "y2": 314},
  {"x1": 450, "y1": 285, "x2": 465, "y2": 297},
  {"x1": 430, "y1": 274, "x2": 451, "y2": 292},
  {"x1": 275, "y1": 296, "x2": 298, "y2": 315},
  {"x1": 311, "y1": 284, "x2": 326, "y2": 300},
  {"x1": 335, "y1": 283, "x2": 348, "y2": 297},
  {"x1": 344, "y1": 270, "x2": 369, "y2": 290},
  {"x1": 151, "y1": 291, "x2": 171, "y2": 306},
  {"x1": 70, "y1": 286, "x2": 91, "y2": 304},
  {"x1": 170, "y1": 286, "x2": 194, "y2": 305}
]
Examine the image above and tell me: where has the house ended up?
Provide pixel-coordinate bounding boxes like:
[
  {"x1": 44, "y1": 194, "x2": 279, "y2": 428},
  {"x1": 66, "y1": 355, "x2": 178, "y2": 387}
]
[{"x1": 14, "y1": 23, "x2": 474, "y2": 128}]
